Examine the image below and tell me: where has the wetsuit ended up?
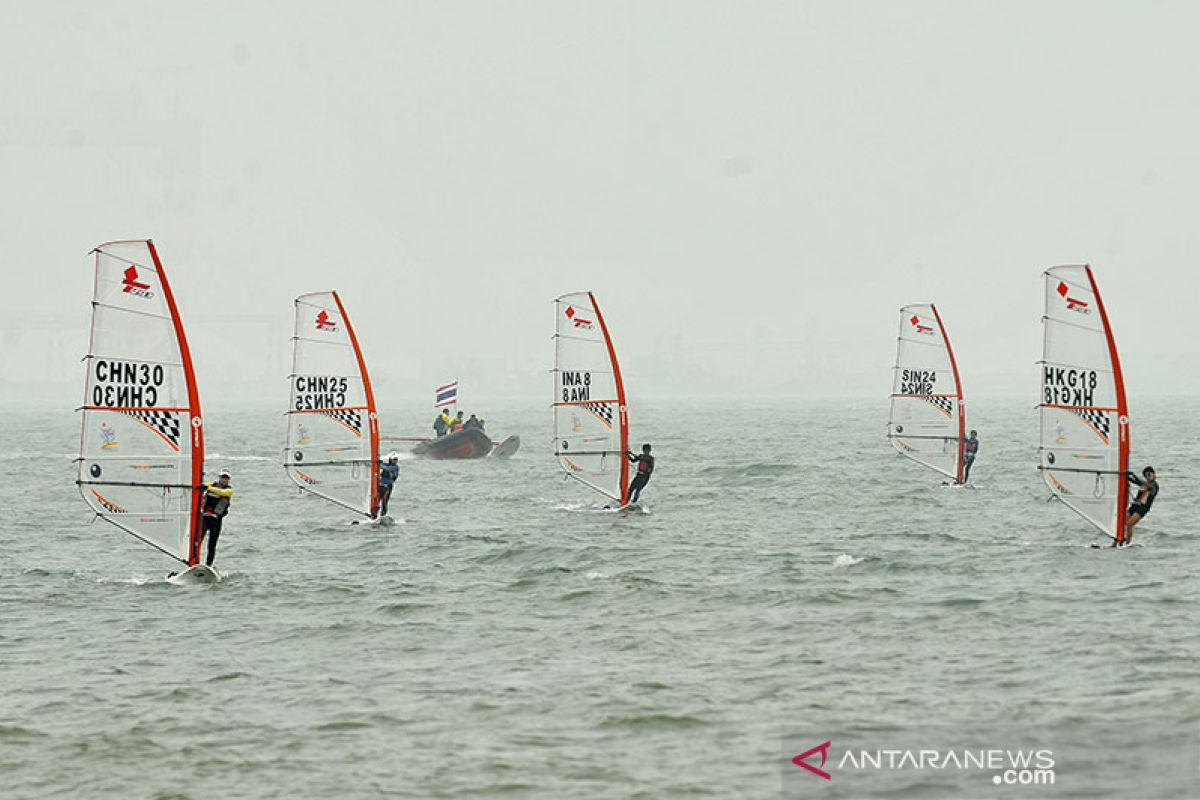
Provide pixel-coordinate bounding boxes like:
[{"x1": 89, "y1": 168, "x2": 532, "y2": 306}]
[
  {"x1": 1126, "y1": 473, "x2": 1159, "y2": 518},
  {"x1": 962, "y1": 436, "x2": 979, "y2": 482},
  {"x1": 627, "y1": 452, "x2": 655, "y2": 503},
  {"x1": 197, "y1": 481, "x2": 232, "y2": 566},
  {"x1": 377, "y1": 461, "x2": 400, "y2": 517}
]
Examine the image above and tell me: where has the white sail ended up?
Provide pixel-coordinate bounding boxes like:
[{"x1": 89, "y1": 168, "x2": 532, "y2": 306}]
[
  {"x1": 1039, "y1": 265, "x2": 1130, "y2": 540},
  {"x1": 77, "y1": 240, "x2": 204, "y2": 564},
  {"x1": 284, "y1": 291, "x2": 380, "y2": 517},
  {"x1": 887, "y1": 303, "x2": 966, "y2": 481},
  {"x1": 553, "y1": 291, "x2": 630, "y2": 504}
]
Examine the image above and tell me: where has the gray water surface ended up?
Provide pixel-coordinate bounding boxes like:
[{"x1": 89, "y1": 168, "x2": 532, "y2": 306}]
[{"x1": 2, "y1": 398, "x2": 1196, "y2": 798}]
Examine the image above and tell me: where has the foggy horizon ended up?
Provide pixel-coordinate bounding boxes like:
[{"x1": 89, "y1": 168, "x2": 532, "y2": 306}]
[{"x1": 5, "y1": 2, "x2": 1199, "y2": 418}]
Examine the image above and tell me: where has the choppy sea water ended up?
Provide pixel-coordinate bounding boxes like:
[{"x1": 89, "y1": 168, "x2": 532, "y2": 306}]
[{"x1": 2, "y1": 397, "x2": 1196, "y2": 799}]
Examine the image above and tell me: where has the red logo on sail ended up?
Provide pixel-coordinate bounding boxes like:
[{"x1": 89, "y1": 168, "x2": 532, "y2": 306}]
[
  {"x1": 565, "y1": 306, "x2": 593, "y2": 329},
  {"x1": 315, "y1": 310, "x2": 338, "y2": 331},
  {"x1": 792, "y1": 741, "x2": 833, "y2": 780},
  {"x1": 121, "y1": 266, "x2": 153, "y2": 298},
  {"x1": 1057, "y1": 281, "x2": 1090, "y2": 314},
  {"x1": 909, "y1": 315, "x2": 933, "y2": 335}
]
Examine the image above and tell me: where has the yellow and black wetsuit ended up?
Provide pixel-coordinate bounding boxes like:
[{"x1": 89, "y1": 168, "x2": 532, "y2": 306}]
[{"x1": 198, "y1": 481, "x2": 233, "y2": 566}]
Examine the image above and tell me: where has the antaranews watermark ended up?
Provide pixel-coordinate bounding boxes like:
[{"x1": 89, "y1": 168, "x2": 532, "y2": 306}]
[{"x1": 783, "y1": 723, "x2": 1198, "y2": 798}]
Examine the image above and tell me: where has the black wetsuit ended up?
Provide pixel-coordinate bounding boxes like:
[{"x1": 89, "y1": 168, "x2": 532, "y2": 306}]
[
  {"x1": 962, "y1": 436, "x2": 979, "y2": 482},
  {"x1": 377, "y1": 462, "x2": 399, "y2": 517},
  {"x1": 198, "y1": 482, "x2": 232, "y2": 566},
  {"x1": 627, "y1": 452, "x2": 655, "y2": 503},
  {"x1": 1127, "y1": 473, "x2": 1159, "y2": 518}
]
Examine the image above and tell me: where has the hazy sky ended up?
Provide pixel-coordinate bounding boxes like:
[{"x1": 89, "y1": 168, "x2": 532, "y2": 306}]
[{"x1": 5, "y1": 1, "x2": 1199, "y2": 413}]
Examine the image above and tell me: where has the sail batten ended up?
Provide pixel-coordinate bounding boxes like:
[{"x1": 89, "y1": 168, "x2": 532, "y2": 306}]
[
  {"x1": 887, "y1": 303, "x2": 966, "y2": 482},
  {"x1": 77, "y1": 240, "x2": 205, "y2": 565},
  {"x1": 553, "y1": 291, "x2": 630, "y2": 505},
  {"x1": 284, "y1": 291, "x2": 380, "y2": 518},
  {"x1": 1039, "y1": 265, "x2": 1130, "y2": 540}
]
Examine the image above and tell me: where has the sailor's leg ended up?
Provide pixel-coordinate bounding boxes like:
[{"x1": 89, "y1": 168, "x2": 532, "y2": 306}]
[
  {"x1": 205, "y1": 518, "x2": 222, "y2": 566},
  {"x1": 1124, "y1": 511, "x2": 1143, "y2": 545},
  {"x1": 628, "y1": 474, "x2": 647, "y2": 503},
  {"x1": 380, "y1": 486, "x2": 391, "y2": 517}
]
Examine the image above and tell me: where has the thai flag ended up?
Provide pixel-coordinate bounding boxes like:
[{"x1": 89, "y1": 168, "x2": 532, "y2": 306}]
[{"x1": 434, "y1": 381, "x2": 458, "y2": 409}]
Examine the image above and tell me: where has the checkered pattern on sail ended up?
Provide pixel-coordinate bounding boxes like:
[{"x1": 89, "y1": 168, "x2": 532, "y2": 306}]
[
  {"x1": 1071, "y1": 407, "x2": 1110, "y2": 443},
  {"x1": 582, "y1": 401, "x2": 614, "y2": 429},
  {"x1": 320, "y1": 408, "x2": 362, "y2": 436},
  {"x1": 121, "y1": 409, "x2": 181, "y2": 450},
  {"x1": 922, "y1": 395, "x2": 954, "y2": 418}
]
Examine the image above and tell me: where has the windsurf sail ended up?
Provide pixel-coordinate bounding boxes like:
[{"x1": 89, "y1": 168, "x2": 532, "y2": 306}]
[
  {"x1": 887, "y1": 303, "x2": 966, "y2": 482},
  {"x1": 1039, "y1": 265, "x2": 1130, "y2": 541},
  {"x1": 553, "y1": 291, "x2": 630, "y2": 505},
  {"x1": 283, "y1": 291, "x2": 381, "y2": 517},
  {"x1": 77, "y1": 240, "x2": 205, "y2": 565}
]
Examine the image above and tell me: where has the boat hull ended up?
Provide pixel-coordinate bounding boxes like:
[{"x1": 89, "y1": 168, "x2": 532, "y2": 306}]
[{"x1": 411, "y1": 428, "x2": 493, "y2": 459}]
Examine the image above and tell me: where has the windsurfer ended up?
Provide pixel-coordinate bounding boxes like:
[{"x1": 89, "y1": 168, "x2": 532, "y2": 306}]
[
  {"x1": 626, "y1": 444, "x2": 655, "y2": 504},
  {"x1": 959, "y1": 430, "x2": 979, "y2": 484},
  {"x1": 375, "y1": 452, "x2": 400, "y2": 518},
  {"x1": 1118, "y1": 466, "x2": 1158, "y2": 546},
  {"x1": 196, "y1": 470, "x2": 233, "y2": 566}
]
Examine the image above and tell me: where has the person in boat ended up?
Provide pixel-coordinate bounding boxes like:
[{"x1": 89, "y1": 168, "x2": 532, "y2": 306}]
[
  {"x1": 375, "y1": 451, "x2": 400, "y2": 518},
  {"x1": 959, "y1": 430, "x2": 979, "y2": 484},
  {"x1": 626, "y1": 443, "x2": 655, "y2": 504},
  {"x1": 450, "y1": 411, "x2": 465, "y2": 433},
  {"x1": 197, "y1": 469, "x2": 233, "y2": 567},
  {"x1": 433, "y1": 410, "x2": 451, "y2": 438},
  {"x1": 463, "y1": 413, "x2": 482, "y2": 431},
  {"x1": 1118, "y1": 466, "x2": 1158, "y2": 547}
]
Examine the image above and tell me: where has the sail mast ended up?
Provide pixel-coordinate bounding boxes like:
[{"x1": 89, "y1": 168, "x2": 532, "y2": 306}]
[
  {"x1": 929, "y1": 303, "x2": 966, "y2": 484},
  {"x1": 332, "y1": 291, "x2": 380, "y2": 515},
  {"x1": 1085, "y1": 266, "x2": 1130, "y2": 537},
  {"x1": 588, "y1": 291, "x2": 630, "y2": 505},
  {"x1": 146, "y1": 242, "x2": 206, "y2": 565}
]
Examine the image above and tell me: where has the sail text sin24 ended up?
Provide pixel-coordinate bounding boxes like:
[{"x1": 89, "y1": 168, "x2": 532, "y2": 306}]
[{"x1": 899, "y1": 369, "x2": 939, "y2": 395}]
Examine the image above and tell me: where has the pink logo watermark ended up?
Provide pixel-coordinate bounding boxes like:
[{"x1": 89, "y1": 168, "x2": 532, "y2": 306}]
[{"x1": 792, "y1": 740, "x2": 832, "y2": 780}]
